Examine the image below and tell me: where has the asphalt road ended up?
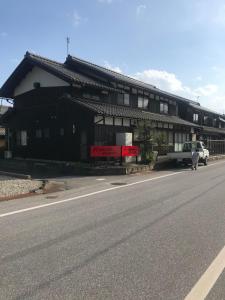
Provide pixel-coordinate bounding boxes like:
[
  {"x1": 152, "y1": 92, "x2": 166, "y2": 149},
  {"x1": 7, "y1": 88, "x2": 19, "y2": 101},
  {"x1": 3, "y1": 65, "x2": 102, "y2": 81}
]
[{"x1": 1, "y1": 162, "x2": 225, "y2": 300}]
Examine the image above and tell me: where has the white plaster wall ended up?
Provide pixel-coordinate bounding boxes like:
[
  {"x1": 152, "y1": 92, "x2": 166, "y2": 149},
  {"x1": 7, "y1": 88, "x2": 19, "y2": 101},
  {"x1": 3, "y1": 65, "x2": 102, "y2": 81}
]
[{"x1": 14, "y1": 66, "x2": 69, "y2": 96}]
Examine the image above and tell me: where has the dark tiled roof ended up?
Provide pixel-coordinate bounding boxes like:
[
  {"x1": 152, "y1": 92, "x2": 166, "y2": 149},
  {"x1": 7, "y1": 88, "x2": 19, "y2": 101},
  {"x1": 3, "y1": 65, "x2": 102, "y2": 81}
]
[
  {"x1": 0, "y1": 52, "x2": 119, "y2": 97},
  {"x1": 66, "y1": 55, "x2": 199, "y2": 105},
  {"x1": 71, "y1": 98, "x2": 198, "y2": 127},
  {"x1": 26, "y1": 52, "x2": 117, "y2": 90},
  {"x1": 219, "y1": 117, "x2": 225, "y2": 123},
  {"x1": 189, "y1": 103, "x2": 222, "y2": 116},
  {"x1": 202, "y1": 126, "x2": 225, "y2": 135},
  {"x1": 66, "y1": 55, "x2": 156, "y2": 89}
]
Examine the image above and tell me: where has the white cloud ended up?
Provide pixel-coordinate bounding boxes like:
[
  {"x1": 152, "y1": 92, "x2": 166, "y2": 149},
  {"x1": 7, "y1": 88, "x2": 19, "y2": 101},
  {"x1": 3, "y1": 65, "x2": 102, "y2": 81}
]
[
  {"x1": 132, "y1": 68, "x2": 225, "y2": 112},
  {"x1": 104, "y1": 61, "x2": 122, "y2": 73},
  {"x1": 134, "y1": 69, "x2": 184, "y2": 92},
  {"x1": 72, "y1": 11, "x2": 87, "y2": 27},
  {"x1": 73, "y1": 11, "x2": 81, "y2": 27},
  {"x1": 99, "y1": 62, "x2": 224, "y2": 113},
  {"x1": 194, "y1": 84, "x2": 218, "y2": 97},
  {"x1": 196, "y1": 76, "x2": 202, "y2": 81},
  {"x1": 0, "y1": 32, "x2": 8, "y2": 38},
  {"x1": 136, "y1": 4, "x2": 147, "y2": 16},
  {"x1": 98, "y1": 0, "x2": 113, "y2": 3}
]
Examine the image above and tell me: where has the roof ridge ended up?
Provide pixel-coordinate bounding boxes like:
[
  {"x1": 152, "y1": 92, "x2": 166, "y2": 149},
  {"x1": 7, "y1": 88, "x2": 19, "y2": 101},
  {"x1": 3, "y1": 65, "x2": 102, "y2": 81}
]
[
  {"x1": 68, "y1": 55, "x2": 157, "y2": 88},
  {"x1": 26, "y1": 51, "x2": 64, "y2": 66},
  {"x1": 67, "y1": 55, "x2": 202, "y2": 105}
]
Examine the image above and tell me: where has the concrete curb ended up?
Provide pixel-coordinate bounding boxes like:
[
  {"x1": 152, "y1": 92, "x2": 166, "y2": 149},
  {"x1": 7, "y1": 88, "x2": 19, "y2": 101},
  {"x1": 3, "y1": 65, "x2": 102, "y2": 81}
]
[
  {"x1": 208, "y1": 155, "x2": 225, "y2": 161},
  {"x1": 0, "y1": 170, "x2": 31, "y2": 180}
]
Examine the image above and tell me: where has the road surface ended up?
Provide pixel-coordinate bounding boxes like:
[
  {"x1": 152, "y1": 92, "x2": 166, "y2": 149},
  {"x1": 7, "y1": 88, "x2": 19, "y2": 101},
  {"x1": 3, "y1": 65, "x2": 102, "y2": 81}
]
[{"x1": 1, "y1": 161, "x2": 225, "y2": 299}]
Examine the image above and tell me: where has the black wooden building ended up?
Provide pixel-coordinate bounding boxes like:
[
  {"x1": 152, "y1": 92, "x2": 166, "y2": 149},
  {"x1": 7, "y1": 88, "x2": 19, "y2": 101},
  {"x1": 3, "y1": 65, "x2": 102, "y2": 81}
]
[{"x1": 0, "y1": 52, "x2": 225, "y2": 161}]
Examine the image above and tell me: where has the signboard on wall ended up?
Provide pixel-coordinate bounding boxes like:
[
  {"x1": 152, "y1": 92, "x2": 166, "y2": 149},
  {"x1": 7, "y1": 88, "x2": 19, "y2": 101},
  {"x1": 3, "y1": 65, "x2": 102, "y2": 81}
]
[
  {"x1": 90, "y1": 146, "x2": 121, "y2": 157},
  {"x1": 121, "y1": 146, "x2": 140, "y2": 157},
  {"x1": 90, "y1": 146, "x2": 140, "y2": 157}
]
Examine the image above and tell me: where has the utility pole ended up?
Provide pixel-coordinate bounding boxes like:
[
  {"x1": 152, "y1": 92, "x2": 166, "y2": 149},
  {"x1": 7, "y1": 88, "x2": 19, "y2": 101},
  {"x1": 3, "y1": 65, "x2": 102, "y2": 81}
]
[{"x1": 66, "y1": 37, "x2": 70, "y2": 56}]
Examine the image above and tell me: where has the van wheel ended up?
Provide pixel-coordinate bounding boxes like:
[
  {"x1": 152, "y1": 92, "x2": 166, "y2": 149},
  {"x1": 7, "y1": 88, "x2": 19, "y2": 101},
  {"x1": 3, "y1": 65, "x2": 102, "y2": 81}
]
[{"x1": 204, "y1": 157, "x2": 208, "y2": 166}]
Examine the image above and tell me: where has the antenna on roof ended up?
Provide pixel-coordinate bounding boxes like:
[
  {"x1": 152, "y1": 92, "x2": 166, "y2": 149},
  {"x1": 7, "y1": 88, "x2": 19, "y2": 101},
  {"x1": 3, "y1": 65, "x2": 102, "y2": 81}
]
[{"x1": 66, "y1": 37, "x2": 70, "y2": 56}]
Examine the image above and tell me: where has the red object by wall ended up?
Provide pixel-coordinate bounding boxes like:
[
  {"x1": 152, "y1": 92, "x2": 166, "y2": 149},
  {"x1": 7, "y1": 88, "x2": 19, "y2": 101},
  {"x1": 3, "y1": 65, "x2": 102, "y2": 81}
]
[
  {"x1": 90, "y1": 146, "x2": 121, "y2": 157},
  {"x1": 90, "y1": 146, "x2": 140, "y2": 157},
  {"x1": 122, "y1": 146, "x2": 140, "y2": 157}
]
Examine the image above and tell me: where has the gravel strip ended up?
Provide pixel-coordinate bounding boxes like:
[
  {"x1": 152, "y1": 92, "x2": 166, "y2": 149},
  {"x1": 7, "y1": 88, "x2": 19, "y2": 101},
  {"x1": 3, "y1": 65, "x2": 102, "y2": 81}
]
[{"x1": 0, "y1": 179, "x2": 43, "y2": 197}]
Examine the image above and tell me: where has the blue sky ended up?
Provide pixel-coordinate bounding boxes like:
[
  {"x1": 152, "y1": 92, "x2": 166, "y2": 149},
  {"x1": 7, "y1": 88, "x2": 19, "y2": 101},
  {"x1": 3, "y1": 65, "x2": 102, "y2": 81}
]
[{"x1": 1, "y1": 0, "x2": 225, "y2": 112}]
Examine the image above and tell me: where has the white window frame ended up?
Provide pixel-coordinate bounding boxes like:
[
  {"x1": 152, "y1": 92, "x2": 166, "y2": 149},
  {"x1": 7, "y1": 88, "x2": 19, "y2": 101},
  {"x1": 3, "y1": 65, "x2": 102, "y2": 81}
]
[
  {"x1": 160, "y1": 102, "x2": 168, "y2": 114},
  {"x1": 118, "y1": 93, "x2": 130, "y2": 106},
  {"x1": 138, "y1": 96, "x2": 149, "y2": 109},
  {"x1": 193, "y1": 113, "x2": 199, "y2": 123}
]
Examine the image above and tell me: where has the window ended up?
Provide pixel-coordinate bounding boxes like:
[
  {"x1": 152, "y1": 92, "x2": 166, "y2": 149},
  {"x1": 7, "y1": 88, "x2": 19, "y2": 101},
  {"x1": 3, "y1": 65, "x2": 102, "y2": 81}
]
[
  {"x1": 138, "y1": 97, "x2": 149, "y2": 109},
  {"x1": 101, "y1": 90, "x2": 108, "y2": 95},
  {"x1": 150, "y1": 94, "x2": 155, "y2": 99},
  {"x1": 83, "y1": 92, "x2": 100, "y2": 101},
  {"x1": 155, "y1": 95, "x2": 160, "y2": 101},
  {"x1": 33, "y1": 82, "x2": 41, "y2": 89},
  {"x1": 44, "y1": 128, "x2": 50, "y2": 138},
  {"x1": 94, "y1": 116, "x2": 104, "y2": 124},
  {"x1": 16, "y1": 131, "x2": 21, "y2": 146},
  {"x1": 132, "y1": 88, "x2": 137, "y2": 94},
  {"x1": 72, "y1": 124, "x2": 76, "y2": 134},
  {"x1": 124, "y1": 94, "x2": 130, "y2": 105},
  {"x1": 213, "y1": 118, "x2": 217, "y2": 127},
  {"x1": 36, "y1": 129, "x2": 42, "y2": 138},
  {"x1": 160, "y1": 102, "x2": 168, "y2": 114},
  {"x1": 168, "y1": 131, "x2": 173, "y2": 145},
  {"x1": 117, "y1": 93, "x2": 130, "y2": 106},
  {"x1": 60, "y1": 128, "x2": 64, "y2": 136},
  {"x1": 17, "y1": 130, "x2": 27, "y2": 146},
  {"x1": 123, "y1": 118, "x2": 130, "y2": 127},
  {"x1": 204, "y1": 116, "x2": 208, "y2": 124},
  {"x1": 193, "y1": 113, "x2": 199, "y2": 123},
  {"x1": 105, "y1": 117, "x2": 113, "y2": 125},
  {"x1": 114, "y1": 118, "x2": 122, "y2": 126}
]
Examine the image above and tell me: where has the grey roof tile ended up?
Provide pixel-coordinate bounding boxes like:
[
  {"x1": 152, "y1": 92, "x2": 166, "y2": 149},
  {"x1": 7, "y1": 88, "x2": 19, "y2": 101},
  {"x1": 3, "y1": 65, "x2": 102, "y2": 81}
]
[
  {"x1": 189, "y1": 103, "x2": 222, "y2": 116},
  {"x1": 71, "y1": 98, "x2": 198, "y2": 127},
  {"x1": 26, "y1": 52, "x2": 116, "y2": 91},
  {"x1": 67, "y1": 55, "x2": 199, "y2": 105},
  {"x1": 202, "y1": 126, "x2": 225, "y2": 134}
]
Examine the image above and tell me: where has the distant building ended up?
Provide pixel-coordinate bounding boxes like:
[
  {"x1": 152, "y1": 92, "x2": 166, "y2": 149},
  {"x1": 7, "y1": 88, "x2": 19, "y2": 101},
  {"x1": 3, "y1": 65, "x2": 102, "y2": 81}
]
[
  {"x1": 0, "y1": 104, "x2": 9, "y2": 154},
  {"x1": 0, "y1": 51, "x2": 225, "y2": 161}
]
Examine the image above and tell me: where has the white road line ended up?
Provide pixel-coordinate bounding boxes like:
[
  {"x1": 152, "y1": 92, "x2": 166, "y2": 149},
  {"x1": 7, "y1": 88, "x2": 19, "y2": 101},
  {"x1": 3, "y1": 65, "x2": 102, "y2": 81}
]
[
  {"x1": 0, "y1": 172, "x2": 183, "y2": 219},
  {"x1": 184, "y1": 245, "x2": 225, "y2": 300},
  {"x1": 1, "y1": 160, "x2": 224, "y2": 219}
]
